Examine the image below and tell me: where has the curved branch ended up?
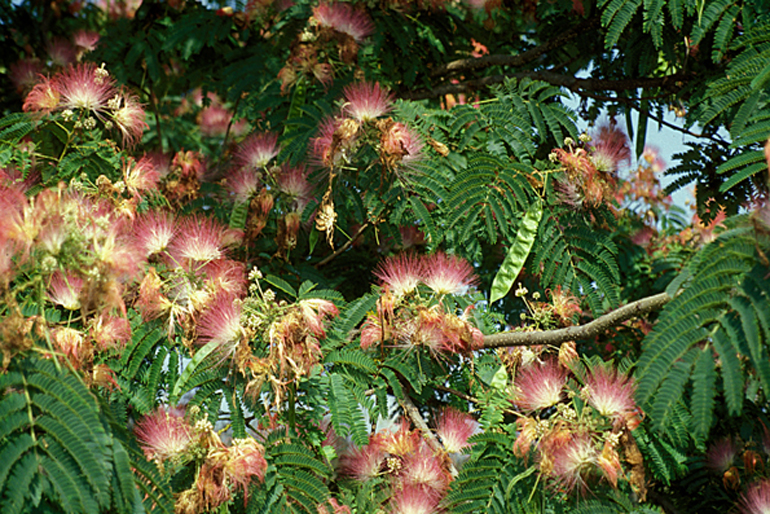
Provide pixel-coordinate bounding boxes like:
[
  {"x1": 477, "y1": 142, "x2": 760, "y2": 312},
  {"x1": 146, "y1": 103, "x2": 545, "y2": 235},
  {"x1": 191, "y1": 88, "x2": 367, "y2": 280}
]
[
  {"x1": 429, "y1": 17, "x2": 601, "y2": 79},
  {"x1": 482, "y1": 292, "x2": 671, "y2": 349},
  {"x1": 315, "y1": 222, "x2": 370, "y2": 268},
  {"x1": 401, "y1": 71, "x2": 688, "y2": 101}
]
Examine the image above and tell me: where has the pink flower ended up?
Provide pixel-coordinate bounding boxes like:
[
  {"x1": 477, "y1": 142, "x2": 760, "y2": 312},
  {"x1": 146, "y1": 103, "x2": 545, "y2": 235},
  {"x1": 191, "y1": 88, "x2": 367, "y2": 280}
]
[
  {"x1": 550, "y1": 433, "x2": 600, "y2": 494},
  {"x1": 55, "y1": 63, "x2": 117, "y2": 116},
  {"x1": 342, "y1": 81, "x2": 393, "y2": 122},
  {"x1": 706, "y1": 437, "x2": 738, "y2": 473},
  {"x1": 317, "y1": 497, "x2": 351, "y2": 514},
  {"x1": 422, "y1": 252, "x2": 477, "y2": 295},
  {"x1": 389, "y1": 484, "x2": 441, "y2": 514},
  {"x1": 341, "y1": 443, "x2": 386, "y2": 482},
  {"x1": 48, "y1": 271, "x2": 84, "y2": 310},
  {"x1": 298, "y1": 298, "x2": 339, "y2": 338},
  {"x1": 168, "y1": 215, "x2": 228, "y2": 264},
  {"x1": 236, "y1": 132, "x2": 280, "y2": 170},
  {"x1": 397, "y1": 443, "x2": 451, "y2": 495},
  {"x1": 134, "y1": 407, "x2": 194, "y2": 464},
  {"x1": 23, "y1": 75, "x2": 61, "y2": 114},
  {"x1": 133, "y1": 210, "x2": 178, "y2": 257},
  {"x1": 73, "y1": 30, "x2": 101, "y2": 55},
  {"x1": 435, "y1": 407, "x2": 478, "y2": 453},
  {"x1": 312, "y1": 2, "x2": 374, "y2": 42},
  {"x1": 514, "y1": 358, "x2": 567, "y2": 412},
  {"x1": 374, "y1": 253, "x2": 424, "y2": 297},
  {"x1": 277, "y1": 165, "x2": 313, "y2": 212},
  {"x1": 123, "y1": 156, "x2": 159, "y2": 197},
  {"x1": 9, "y1": 58, "x2": 43, "y2": 94},
  {"x1": 198, "y1": 294, "x2": 244, "y2": 354},
  {"x1": 221, "y1": 437, "x2": 268, "y2": 486},
  {"x1": 110, "y1": 88, "x2": 148, "y2": 146},
  {"x1": 47, "y1": 37, "x2": 77, "y2": 67},
  {"x1": 90, "y1": 314, "x2": 132, "y2": 351},
  {"x1": 740, "y1": 480, "x2": 770, "y2": 514},
  {"x1": 583, "y1": 364, "x2": 637, "y2": 420},
  {"x1": 227, "y1": 167, "x2": 261, "y2": 203},
  {"x1": 310, "y1": 116, "x2": 359, "y2": 168},
  {"x1": 202, "y1": 259, "x2": 247, "y2": 298},
  {"x1": 380, "y1": 121, "x2": 423, "y2": 166},
  {"x1": 590, "y1": 122, "x2": 631, "y2": 174},
  {"x1": 199, "y1": 103, "x2": 233, "y2": 138}
]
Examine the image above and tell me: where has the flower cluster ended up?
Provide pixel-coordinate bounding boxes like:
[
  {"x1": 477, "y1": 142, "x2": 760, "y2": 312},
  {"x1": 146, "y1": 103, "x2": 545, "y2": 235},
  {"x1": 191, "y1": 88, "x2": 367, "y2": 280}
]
[
  {"x1": 508, "y1": 354, "x2": 645, "y2": 497},
  {"x1": 309, "y1": 81, "x2": 423, "y2": 172},
  {"x1": 23, "y1": 62, "x2": 148, "y2": 146},
  {"x1": 339, "y1": 414, "x2": 477, "y2": 514},
  {"x1": 551, "y1": 123, "x2": 631, "y2": 210},
  {"x1": 134, "y1": 405, "x2": 268, "y2": 513},
  {"x1": 360, "y1": 252, "x2": 483, "y2": 355}
]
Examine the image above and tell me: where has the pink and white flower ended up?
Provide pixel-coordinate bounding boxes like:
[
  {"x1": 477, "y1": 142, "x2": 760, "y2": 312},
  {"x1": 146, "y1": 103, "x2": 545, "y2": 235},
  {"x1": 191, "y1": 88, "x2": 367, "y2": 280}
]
[
  {"x1": 435, "y1": 407, "x2": 478, "y2": 453},
  {"x1": 55, "y1": 62, "x2": 117, "y2": 116},
  {"x1": 514, "y1": 358, "x2": 567, "y2": 412},
  {"x1": 133, "y1": 210, "x2": 177, "y2": 257},
  {"x1": 740, "y1": 480, "x2": 770, "y2": 514},
  {"x1": 422, "y1": 252, "x2": 477, "y2": 295},
  {"x1": 582, "y1": 364, "x2": 637, "y2": 420},
  {"x1": 374, "y1": 253, "x2": 424, "y2": 298},
  {"x1": 134, "y1": 407, "x2": 194, "y2": 464},
  {"x1": 235, "y1": 132, "x2": 280, "y2": 170},
  {"x1": 197, "y1": 294, "x2": 244, "y2": 354},
  {"x1": 342, "y1": 81, "x2": 393, "y2": 122},
  {"x1": 168, "y1": 215, "x2": 228, "y2": 264},
  {"x1": 312, "y1": 2, "x2": 374, "y2": 42}
]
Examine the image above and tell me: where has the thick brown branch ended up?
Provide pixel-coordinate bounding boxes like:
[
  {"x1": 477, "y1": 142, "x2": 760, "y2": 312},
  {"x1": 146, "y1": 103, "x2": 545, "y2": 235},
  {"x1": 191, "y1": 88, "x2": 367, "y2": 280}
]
[
  {"x1": 482, "y1": 292, "x2": 671, "y2": 349},
  {"x1": 429, "y1": 17, "x2": 601, "y2": 79},
  {"x1": 400, "y1": 71, "x2": 688, "y2": 102},
  {"x1": 398, "y1": 385, "x2": 459, "y2": 476}
]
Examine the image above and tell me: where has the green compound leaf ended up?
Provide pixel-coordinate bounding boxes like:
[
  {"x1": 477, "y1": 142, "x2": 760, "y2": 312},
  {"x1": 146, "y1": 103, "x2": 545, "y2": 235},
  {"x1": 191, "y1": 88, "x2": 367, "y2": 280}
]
[{"x1": 490, "y1": 200, "x2": 542, "y2": 303}]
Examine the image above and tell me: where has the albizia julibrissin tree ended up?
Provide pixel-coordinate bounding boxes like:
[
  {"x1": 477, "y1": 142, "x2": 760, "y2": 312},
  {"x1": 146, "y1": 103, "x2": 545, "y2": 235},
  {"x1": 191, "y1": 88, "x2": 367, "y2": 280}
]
[{"x1": 1, "y1": 0, "x2": 770, "y2": 513}]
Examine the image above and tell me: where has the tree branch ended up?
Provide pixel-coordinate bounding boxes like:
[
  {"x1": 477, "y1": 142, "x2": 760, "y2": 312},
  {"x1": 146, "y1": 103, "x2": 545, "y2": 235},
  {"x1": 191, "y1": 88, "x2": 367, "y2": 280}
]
[
  {"x1": 429, "y1": 17, "x2": 601, "y2": 79},
  {"x1": 315, "y1": 222, "x2": 370, "y2": 268},
  {"x1": 482, "y1": 292, "x2": 671, "y2": 349},
  {"x1": 400, "y1": 71, "x2": 688, "y2": 102}
]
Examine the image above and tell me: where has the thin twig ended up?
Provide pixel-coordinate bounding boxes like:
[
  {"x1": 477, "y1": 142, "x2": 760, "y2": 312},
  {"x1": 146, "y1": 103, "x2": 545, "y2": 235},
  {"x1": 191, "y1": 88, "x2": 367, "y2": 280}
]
[
  {"x1": 482, "y1": 292, "x2": 672, "y2": 348},
  {"x1": 315, "y1": 222, "x2": 370, "y2": 268}
]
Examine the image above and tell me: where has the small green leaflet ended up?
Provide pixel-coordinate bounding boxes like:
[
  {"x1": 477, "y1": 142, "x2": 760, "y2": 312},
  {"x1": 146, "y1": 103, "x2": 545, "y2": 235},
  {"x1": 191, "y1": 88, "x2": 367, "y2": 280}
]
[{"x1": 489, "y1": 200, "x2": 542, "y2": 303}]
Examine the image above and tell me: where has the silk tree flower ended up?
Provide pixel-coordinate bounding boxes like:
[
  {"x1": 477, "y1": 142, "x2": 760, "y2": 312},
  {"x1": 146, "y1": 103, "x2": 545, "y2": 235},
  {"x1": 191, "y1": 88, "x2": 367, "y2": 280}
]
[
  {"x1": 374, "y1": 253, "x2": 424, "y2": 297},
  {"x1": 47, "y1": 37, "x2": 77, "y2": 67},
  {"x1": 550, "y1": 433, "x2": 600, "y2": 494},
  {"x1": 167, "y1": 215, "x2": 228, "y2": 264},
  {"x1": 110, "y1": 88, "x2": 148, "y2": 146},
  {"x1": 89, "y1": 314, "x2": 132, "y2": 351},
  {"x1": 422, "y1": 252, "x2": 478, "y2": 295},
  {"x1": 133, "y1": 210, "x2": 178, "y2": 257},
  {"x1": 706, "y1": 437, "x2": 739, "y2": 473},
  {"x1": 435, "y1": 407, "x2": 478, "y2": 453},
  {"x1": 202, "y1": 259, "x2": 247, "y2": 298},
  {"x1": 514, "y1": 358, "x2": 568, "y2": 412},
  {"x1": 298, "y1": 298, "x2": 339, "y2": 338},
  {"x1": 55, "y1": 62, "x2": 117, "y2": 117},
  {"x1": 389, "y1": 484, "x2": 441, "y2": 514},
  {"x1": 235, "y1": 131, "x2": 280, "y2": 170},
  {"x1": 47, "y1": 271, "x2": 84, "y2": 310},
  {"x1": 135, "y1": 407, "x2": 195, "y2": 465},
  {"x1": 277, "y1": 165, "x2": 313, "y2": 212},
  {"x1": 73, "y1": 30, "x2": 100, "y2": 56},
  {"x1": 312, "y1": 2, "x2": 374, "y2": 42},
  {"x1": 123, "y1": 156, "x2": 159, "y2": 198},
  {"x1": 582, "y1": 364, "x2": 637, "y2": 421},
  {"x1": 23, "y1": 75, "x2": 61, "y2": 114},
  {"x1": 590, "y1": 122, "x2": 631, "y2": 174},
  {"x1": 311, "y1": 116, "x2": 360, "y2": 168},
  {"x1": 227, "y1": 167, "x2": 261, "y2": 203},
  {"x1": 341, "y1": 443, "x2": 387, "y2": 482},
  {"x1": 342, "y1": 81, "x2": 393, "y2": 123},
  {"x1": 9, "y1": 58, "x2": 43, "y2": 94},
  {"x1": 397, "y1": 443, "x2": 451, "y2": 495},
  {"x1": 740, "y1": 480, "x2": 770, "y2": 514},
  {"x1": 380, "y1": 121, "x2": 423, "y2": 167},
  {"x1": 197, "y1": 294, "x2": 245, "y2": 354}
]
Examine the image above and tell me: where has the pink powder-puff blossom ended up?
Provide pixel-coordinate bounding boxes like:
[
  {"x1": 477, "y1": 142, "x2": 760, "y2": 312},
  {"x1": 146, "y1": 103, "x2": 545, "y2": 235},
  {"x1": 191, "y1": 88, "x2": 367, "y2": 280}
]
[
  {"x1": 312, "y1": 2, "x2": 374, "y2": 42},
  {"x1": 133, "y1": 210, "x2": 177, "y2": 257},
  {"x1": 740, "y1": 479, "x2": 770, "y2": 514},
  {"x1": 374, "y1": 253, "x2": 424, "y2": 297},
  {"x1": 582, "y1": 364, "x2": 637, "y2": 421},
  {"x1": 202, "y1": 259, "x2": 247, "y2": 298},
  {"x1": 135, "y1": 407, "x2": 194, "y2": 465},
  {"x1": 123, "y1": 156, "x2": 159, "y2": 198},
  {"x1": 389, "y1": 484, "x2": 441, "y2": 514},
  {"x1": 235, "y1": 132, "x2": 280, "y2": 170},
  {"x1": 55, "y1": 62, "x2": 117, "y2": 116},
  {"x1": 168, "y1": 215, "x2": 228, "y2": 264},
  {"x1": 514, "y1": 358, "x2": 567, "y2": 412},
  {"x1": 197, "y1": 294, "x2": 244, "y2": 353},
  {"x1": 277, "y1": 165, "x2": 313, "y2": 212},
  {"x1": 47, "y1": 37, "x2": 77, "y2": 67},
  {"x1": 73, "y1": 30, "x2": 101, "y2": 56},
  {"x1": 311, "y1": 116, "x2": 359, "y2": 168},
  {"x1": 9, "y1": 58, "x2": 43, "y2": 94},
  {"x1": 341, "y1": 443, "x2": 386, "y2": 482},
  {"x1": 422, "y1": 252, "x2": 478, "y2": 295},
  {"x1": 590, "y1": 122, "x2": 631, "y2": 174},
  {"x1": 398, "y1": 443, "x2": 451, "y2": 495},
  {"x1": 380, "y1": 121, "x2": 423, "y2": 167},
  {"x1": 550, "y1": 433, "x2": 600, "y2": 494},
  {"x1": 227, "y1": 167, "x2": 261, "y2": 203},
  {"x1": 23, "y1": 75, "x2": 61, "y2": 114},
  {"x1": 298, "y1": 298, "x2": 339, "y2": 339},
  {"x1": 342, "y1": 81, "x2": 393, "y2": 122},
  {"x1": 435, "y1": 407, "x2": 478, "y2": 453},
  {"x1": 89, "y1": 314, "x2": 132, "y2": 351},
  {"x1": 110, "y1": 88, "x2": 148, "y2": 146},
  {"x1": 48, "y1": 271, "x2": 84, "y2": 310},
  {"x1": 706, "y1": 437, "x2": 739, "y2": 473}
]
